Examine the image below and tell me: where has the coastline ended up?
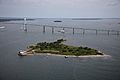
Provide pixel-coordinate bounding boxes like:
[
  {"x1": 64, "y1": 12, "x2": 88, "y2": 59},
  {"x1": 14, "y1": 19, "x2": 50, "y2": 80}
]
[
  {"x1": 26, "y1": 53, "x2": 110, "y2": 58},
  {"x1": 18, "y1": 39, "x2": 108, "y2": 57}
]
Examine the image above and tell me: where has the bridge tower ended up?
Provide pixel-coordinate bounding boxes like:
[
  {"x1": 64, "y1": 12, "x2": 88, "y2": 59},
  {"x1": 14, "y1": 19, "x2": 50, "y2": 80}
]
[{"x1": 23, "y1": 17, "x2": 27, "y2": 31}]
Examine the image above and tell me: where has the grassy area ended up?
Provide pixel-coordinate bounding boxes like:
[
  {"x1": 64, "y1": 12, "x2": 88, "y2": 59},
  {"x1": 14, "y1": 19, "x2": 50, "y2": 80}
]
[{"x1": 27, "y1": 39, "x2": 103, "y2": 56}]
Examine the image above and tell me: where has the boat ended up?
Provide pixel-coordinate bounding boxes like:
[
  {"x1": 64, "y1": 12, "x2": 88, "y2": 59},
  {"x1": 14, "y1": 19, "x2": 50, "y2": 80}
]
[
  {"x1": 18, "y1": 50, "x2": 27, "y2": 56},
  {"x1": 97, "y1": 50, "x2": 104, "y2": 55},
  {"x1": 58, "y1": 29, "x2": 65, "y2": 33},
  {"x1": 64, "y1": 56, "x2": 68, "y2": 58},
  {"x1": 0, "y1": 26, "x2": 5, "y2": 29}
]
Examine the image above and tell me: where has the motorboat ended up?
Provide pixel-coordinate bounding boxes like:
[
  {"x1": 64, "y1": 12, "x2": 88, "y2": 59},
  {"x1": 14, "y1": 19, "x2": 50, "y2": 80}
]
[
  {"x1": 58, "y1": 29, "x2": 65, "y2": 33},
  {"x1": 18, "y1": 50, "x2": 27, "y2": 56},
  {"x1": 0, "y1": 26, "x2": 5, "y2": 29},
  {"x1": 64, "y1": 56, "x2": 68, "y2": 58},
  {"x1": 97, "y1": 50, "x2": 104, "y2": 55}
]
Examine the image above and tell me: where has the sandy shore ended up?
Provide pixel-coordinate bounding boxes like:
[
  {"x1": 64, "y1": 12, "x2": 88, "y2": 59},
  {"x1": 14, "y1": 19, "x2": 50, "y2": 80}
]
[{"x1": 26, "y1": 53, "x2": 111, "y2": 58}]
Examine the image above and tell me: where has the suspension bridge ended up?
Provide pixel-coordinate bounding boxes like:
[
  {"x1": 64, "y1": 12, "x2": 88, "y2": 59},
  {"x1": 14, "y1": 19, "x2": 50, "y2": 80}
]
[{"x1": 1, "y1": 18, "x2": 120, "y2": 35}]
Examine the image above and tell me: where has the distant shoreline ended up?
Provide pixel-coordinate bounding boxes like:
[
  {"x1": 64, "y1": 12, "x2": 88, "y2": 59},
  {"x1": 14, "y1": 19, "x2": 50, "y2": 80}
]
[
  {"x1": 0, "y1": 18, "x2": 35, "y2": 22},
  {"x1": 72, "y1": 18, "x2": 103, "y2": 20}
]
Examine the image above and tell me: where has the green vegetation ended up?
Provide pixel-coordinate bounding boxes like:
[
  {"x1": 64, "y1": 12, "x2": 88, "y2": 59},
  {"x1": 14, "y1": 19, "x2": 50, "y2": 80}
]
[{"x1": 28, "y1": 39, "x2": 103, "y2": 56}]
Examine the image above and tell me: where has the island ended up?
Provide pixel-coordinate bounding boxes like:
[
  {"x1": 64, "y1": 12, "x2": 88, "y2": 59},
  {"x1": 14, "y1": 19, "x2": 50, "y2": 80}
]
[
  {"x1": 54, "y1": 20, "x2": 62, "y2": 22},
  {"x1": 18, "y1": 39, "x2": 104, "y2": 57}
]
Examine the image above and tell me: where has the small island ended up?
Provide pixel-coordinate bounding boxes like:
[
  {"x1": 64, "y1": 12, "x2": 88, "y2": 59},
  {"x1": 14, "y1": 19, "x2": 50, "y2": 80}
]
[
  {"x1": 54, "y1": 20, "x2": 62, "y2": 22},
  {"x1": 18, "y1": 39, "x2": 104, "y2": 57}
]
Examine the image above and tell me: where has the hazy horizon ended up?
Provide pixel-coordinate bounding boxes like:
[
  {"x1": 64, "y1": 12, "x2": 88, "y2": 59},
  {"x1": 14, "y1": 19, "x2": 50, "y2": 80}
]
[
  {"x1": 0, "y1": 16, "x2": 120, "y2": 19},
  {"x1": 0, "y1": 0, "x2": 120, "y2": 18}
]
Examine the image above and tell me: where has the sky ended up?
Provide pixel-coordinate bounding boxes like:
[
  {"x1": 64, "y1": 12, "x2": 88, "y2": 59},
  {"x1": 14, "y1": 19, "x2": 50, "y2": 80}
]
[{"x1": 0, "y1": 0, "x2": 120, "y2": 18}]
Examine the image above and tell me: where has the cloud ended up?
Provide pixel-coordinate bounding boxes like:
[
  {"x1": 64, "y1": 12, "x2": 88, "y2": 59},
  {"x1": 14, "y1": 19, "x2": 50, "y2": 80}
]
[
  {"x1": 0, "y1": 0, "x2": 120, "y2": 17},
  {"x1": 89, "y1": 0, "x2": 120, "y2": 6},
  {"x1": 107, "y1": 0, "x2": 120, "y2": 6},
  {"x1": 0, "y1": 0, "x2": 120, "y2": 6},
  {"x1": 0, "y1": 0, "x2": 120, "y2": 9}
]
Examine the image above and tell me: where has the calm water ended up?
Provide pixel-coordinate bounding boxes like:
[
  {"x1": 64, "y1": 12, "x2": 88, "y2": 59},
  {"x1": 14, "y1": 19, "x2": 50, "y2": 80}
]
[{"x1": 0, "y1": 18, "x2": 120, "y2": 80}]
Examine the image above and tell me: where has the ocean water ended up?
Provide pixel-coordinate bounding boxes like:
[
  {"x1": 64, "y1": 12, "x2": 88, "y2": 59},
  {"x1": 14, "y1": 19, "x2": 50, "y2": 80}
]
[{"x1": 0, "y1": 18, "x2": 120, "y2": 80}]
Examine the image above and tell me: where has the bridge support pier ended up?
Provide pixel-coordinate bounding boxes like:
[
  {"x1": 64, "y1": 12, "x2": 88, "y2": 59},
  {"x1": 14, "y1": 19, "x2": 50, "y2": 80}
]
[
  {"x1": 73, "y1": 28, "x2": 75, "y2": 34},
  {"x1": 117, "y1": 31, "x2": 119, "y2": 35},
  {"x1": 108, "y1": 30, "x2": 110, "y2": 35},
  {"x1": 43, "y1": 26, "x2": 45, "y2": 33},
  {"x1": 96, "y1": 30, "x2": 98, "y2": 35},
  {"x1": 23, "y1": 17, "x2": 27, "y2": 32},
  {"x1": 23, "y1": 24, "x2": 27, "y2": 32},
  {"x1": 83, "y1": 29, "x2": 85, "y2": 34},
  {"x1": 52, "y1": 27, "x2": 54, "y2": 34}
]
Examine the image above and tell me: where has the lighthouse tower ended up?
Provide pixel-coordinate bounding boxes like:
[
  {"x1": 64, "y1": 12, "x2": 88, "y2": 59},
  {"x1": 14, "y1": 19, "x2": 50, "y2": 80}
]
[{"x1": 23, "y1": 17, "x2": 27, "y2": 31}]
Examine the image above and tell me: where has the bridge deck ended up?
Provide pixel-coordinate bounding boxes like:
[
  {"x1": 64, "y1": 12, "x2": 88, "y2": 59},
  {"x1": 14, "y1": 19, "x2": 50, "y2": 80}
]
[{"x1": 1, "y1": 22, "x2": 120, "y2": 35}]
